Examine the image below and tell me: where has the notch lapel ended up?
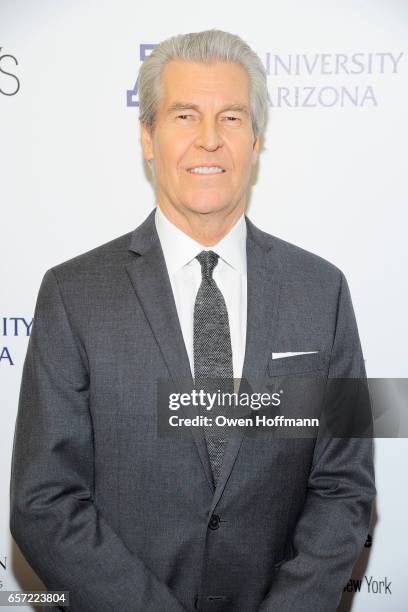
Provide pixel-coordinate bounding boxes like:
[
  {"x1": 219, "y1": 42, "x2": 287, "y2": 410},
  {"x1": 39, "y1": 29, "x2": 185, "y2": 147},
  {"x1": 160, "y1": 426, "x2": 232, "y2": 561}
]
[
  {"x1": 209, "y1": 216, "x2": 283, "y2": 514},
  {"x1": 125, "y1": 210, "x2": 214, "y2": 491},
  {"x1": 125, "y1": 211, "x2": 283, "y2": 509},
  {"x1": 242, "y1": 217, "x2": 283, "y2": 385}
]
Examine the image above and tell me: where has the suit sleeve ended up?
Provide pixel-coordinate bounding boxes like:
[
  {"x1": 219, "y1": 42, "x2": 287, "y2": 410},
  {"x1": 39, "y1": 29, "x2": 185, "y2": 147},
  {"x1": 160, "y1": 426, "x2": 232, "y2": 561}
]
[
  {"x1": 10, "y1": 269, "x2": 186, "y2": 612},
  {"x1": 259, "y1": 271, "x2": 376, "y2": 612}
]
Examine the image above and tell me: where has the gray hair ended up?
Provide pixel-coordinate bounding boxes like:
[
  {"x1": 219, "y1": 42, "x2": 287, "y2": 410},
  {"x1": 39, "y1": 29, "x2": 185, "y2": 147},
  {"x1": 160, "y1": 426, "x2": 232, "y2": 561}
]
[{"x1": 138, "y1": 29, "x2": 269, "y2": 138}]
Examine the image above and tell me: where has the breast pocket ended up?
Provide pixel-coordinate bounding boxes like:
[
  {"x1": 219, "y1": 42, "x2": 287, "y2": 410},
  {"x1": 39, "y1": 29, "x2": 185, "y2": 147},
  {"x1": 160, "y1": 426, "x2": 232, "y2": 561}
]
[{"x1": 267, "y1": 351, "x2": 328, "y2": 376}]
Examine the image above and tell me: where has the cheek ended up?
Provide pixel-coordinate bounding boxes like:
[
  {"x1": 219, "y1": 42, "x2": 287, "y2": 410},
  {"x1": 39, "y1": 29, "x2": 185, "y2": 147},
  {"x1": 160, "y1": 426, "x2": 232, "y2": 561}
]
[
  {"x1": 234, "y1": 149, "x2": 257, "y2": 179},
  {"x1": 154, "y1": 150, "x2": 178, "y2": 184},
  {"x1": 155, "y1": 131, "x2": 191, "y2": 167},
  {"x1": 228, "y1": 135, "x2": 257, "y2": 171}
]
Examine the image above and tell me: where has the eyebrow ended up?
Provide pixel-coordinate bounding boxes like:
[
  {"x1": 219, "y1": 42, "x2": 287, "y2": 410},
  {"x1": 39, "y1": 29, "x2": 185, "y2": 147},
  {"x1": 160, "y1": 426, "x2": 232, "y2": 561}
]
[{"x1": 166, "y1": 102, "x2": 250, "y2": 115}]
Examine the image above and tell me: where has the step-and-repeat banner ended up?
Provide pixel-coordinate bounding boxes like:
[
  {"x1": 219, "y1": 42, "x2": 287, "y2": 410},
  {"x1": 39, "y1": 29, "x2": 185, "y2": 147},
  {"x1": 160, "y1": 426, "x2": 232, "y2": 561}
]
[{"x1": 1, "y1": 1, "x2": 407, "y2": 610}]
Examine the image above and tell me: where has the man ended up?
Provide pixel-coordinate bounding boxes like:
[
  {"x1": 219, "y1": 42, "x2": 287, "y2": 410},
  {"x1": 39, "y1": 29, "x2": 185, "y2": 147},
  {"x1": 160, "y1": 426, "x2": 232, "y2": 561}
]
[{"x1": 10, "y1": 30, "x2": 375, "y2": 612}]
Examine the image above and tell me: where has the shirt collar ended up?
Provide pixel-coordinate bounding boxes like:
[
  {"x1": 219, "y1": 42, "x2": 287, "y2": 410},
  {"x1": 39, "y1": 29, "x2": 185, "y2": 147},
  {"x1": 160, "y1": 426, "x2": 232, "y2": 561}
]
[{"x1": 155, "y1": 205, "x2": 247, "y2": 275}]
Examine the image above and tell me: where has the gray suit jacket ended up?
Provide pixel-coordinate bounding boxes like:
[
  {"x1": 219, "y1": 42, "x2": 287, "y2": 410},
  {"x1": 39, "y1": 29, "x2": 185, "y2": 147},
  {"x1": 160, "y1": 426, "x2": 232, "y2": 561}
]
[{"x1": 10, "y1": 210, "x2": 375, "y2": 612}]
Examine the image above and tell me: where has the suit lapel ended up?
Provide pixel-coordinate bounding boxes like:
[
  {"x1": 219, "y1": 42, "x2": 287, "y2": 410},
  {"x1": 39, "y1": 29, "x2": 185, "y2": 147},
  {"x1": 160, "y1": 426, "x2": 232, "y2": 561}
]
[
  {"x1": 242, "y1": 217, "x2": 283, "y2": 385},
  {"x1": 125, "y1": 211, "x2": 214, "y2": 491},
  {"x1": 210, "y1": 216, "x2": 283, "y2": 514},
  {"x1": 125, "y1": 210, "x2": 283, "y2": 507}
]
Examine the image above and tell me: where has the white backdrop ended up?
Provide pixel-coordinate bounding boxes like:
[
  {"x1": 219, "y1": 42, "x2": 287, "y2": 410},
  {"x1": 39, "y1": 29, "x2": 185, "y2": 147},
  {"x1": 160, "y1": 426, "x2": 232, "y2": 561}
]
[{"x1": 1, "y1": 0, "x2": 407, "y2": 609}]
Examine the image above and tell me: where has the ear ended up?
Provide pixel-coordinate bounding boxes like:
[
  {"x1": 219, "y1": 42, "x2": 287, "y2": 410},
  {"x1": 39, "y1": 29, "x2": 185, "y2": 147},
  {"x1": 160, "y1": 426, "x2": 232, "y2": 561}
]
[
  {"x1": 140, "y1": 122, "x2": 154, "y2": 162},
  {"x1": 251, "y1": 136, "x2": 260, "y2": 166}
]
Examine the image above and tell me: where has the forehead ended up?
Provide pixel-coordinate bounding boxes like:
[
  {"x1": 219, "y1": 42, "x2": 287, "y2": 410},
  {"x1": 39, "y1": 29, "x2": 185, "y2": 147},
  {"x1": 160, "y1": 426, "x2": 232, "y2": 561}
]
[{"x1": 159, "y1": 59, "x2": 250, "y2": 107}]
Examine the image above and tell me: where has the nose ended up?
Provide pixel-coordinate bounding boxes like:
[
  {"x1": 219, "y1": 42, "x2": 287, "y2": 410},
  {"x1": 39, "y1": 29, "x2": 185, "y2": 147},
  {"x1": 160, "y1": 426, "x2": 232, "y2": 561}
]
[{"x1": 194, "y1": 117, "x2": 223, "y2": 152}]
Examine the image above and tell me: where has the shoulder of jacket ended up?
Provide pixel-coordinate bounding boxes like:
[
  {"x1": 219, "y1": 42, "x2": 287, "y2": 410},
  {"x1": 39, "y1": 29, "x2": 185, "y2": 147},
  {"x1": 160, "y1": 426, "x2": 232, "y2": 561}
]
[
  {"x1": 249, "y1": 220, "x2": 343, "y2": 285},
  {"x1": 48, "y1": 230, "x2": 135, "y2": 281}
]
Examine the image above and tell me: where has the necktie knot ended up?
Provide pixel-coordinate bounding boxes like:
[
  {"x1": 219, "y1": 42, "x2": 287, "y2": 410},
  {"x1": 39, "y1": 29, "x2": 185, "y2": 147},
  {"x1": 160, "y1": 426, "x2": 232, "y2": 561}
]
[{"x1": 196, "y1": 250, "x2": 219, "y2": 280}]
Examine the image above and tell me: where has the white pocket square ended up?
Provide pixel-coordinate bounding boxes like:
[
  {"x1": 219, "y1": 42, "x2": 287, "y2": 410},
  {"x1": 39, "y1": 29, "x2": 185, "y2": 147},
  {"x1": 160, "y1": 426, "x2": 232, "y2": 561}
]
[{"x1": 271, "y1": 351, "x2": 319, "y2": 359}]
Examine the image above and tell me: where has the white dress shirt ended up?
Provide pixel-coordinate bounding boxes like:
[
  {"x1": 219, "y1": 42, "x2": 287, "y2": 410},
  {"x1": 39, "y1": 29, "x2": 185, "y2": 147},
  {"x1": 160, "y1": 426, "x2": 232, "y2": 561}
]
[{"x1": 155, "y1": 205, "x2": 247, "y2": 379}]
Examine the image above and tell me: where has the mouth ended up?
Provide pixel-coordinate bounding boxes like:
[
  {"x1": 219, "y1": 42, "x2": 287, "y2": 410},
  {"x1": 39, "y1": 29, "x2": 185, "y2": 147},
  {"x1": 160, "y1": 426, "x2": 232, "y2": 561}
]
[{"x1": 186, "y1": 165, "x2": 226, "y2": 175}]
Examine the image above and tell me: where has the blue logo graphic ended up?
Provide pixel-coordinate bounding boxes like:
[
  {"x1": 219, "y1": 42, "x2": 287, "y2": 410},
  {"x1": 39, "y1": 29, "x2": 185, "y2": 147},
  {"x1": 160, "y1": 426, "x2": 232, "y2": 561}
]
[{"x1": 126, "y1": 44, "x2": 157, "y2": 107}]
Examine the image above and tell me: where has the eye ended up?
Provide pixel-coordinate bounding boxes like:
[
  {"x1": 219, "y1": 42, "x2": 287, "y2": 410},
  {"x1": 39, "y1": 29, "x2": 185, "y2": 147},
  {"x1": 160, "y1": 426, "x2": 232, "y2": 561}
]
[
  {"x1": 222, "y1": 115, "x2": 241, "y2": 124},
  {"x1": 176, "y1": 114, "x2": 194, "y2": 121}
]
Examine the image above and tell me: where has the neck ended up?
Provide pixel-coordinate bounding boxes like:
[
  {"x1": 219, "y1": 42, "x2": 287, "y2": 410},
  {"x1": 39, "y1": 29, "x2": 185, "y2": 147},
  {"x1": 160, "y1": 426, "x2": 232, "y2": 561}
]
[{"x1": 157, "y1": 202, "x2": 245, "y2": 246}]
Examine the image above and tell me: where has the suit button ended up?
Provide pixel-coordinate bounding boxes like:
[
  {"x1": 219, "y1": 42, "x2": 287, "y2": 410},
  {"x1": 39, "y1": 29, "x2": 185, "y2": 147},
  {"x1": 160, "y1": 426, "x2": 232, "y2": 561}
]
[{"x1": 209, "y1": 514, "x2": 220, "y2": 530}]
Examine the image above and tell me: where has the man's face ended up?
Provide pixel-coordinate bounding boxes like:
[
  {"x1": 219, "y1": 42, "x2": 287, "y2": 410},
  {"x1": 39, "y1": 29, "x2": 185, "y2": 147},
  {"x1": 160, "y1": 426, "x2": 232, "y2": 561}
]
[{"x1": 141, "y1": 59, "x2": 259, "y2": 219}]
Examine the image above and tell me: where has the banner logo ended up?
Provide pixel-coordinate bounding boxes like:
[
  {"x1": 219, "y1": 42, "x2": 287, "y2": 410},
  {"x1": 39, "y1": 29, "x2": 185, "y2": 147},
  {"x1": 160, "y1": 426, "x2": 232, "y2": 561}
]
[
  {"x1": 127, "y1": 46, "x2": 404, "y2": 109},
  {"x1": 126, "y1": 44, "x2": 157, "y2": 107},
  {"x1": 0, "y1": 47, "x2": 20, "y2": 96}
]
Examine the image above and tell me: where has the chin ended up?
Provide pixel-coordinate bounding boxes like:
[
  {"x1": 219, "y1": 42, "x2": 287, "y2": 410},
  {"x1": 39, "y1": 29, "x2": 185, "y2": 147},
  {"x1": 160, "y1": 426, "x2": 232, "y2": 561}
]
[{"x1": 184, "y1": 195, "x2": 230, "y2": 215}]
